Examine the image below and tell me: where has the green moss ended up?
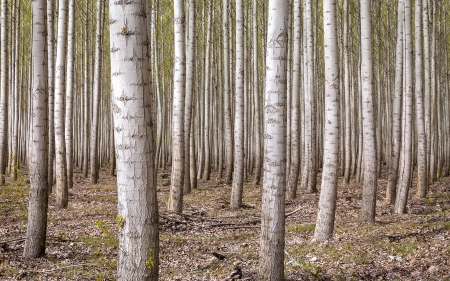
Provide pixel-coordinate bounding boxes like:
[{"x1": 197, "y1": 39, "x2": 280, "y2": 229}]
[{"x1": 146, "y1": 248, "x2": 155, "y2": 269}]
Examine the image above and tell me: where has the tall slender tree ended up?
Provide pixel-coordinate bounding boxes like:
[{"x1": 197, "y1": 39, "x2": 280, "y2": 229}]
[
  {"x1": 223, "y1": 0, "x2": 233, "y2": 185},
  {"x1": 231, "y1": 0, "x2": 245, "y2": 210},
  {"x1": 90, "y1": 0, "x2": 105, "y2": 185},
  {"x1": 54, "y1": 0, "x2": 69, "y2": 208},
  {"x1": 168, "y1": 0, "x2": 186, "y2": 213},
  {"x1": 259, "y1": 0, "x2": 289, "y2": 278},
  {"x1": 23, "y1": 0, "x2": 49, "y2": 258},
  {"x1": 414, "y1": 0, "x2": 428, "y2": 198},
  {"x1": 313, "y1": 0, "x2": 340, "y2": 242},
  {"x1": 387, "y1": 0, "x2": 404, "y2": 204},
  {"x1": 395, "y1": 0, "x2": 414, "y2": 215},
  {"x1": 47, "y1": 0, "x2": 55, "y2": 189},
  {"x1": 360, "y1": 0, "x2": 377, "y2": 223},
  {"x1": 109, "y1": 0, "x2": 159, "y2": 279},
  {"x1": 0, "y1": 0, "x2": 8, "y2": 186},
  {"x1": 287, "y1": 0, "x2": 301, "y2": 200}
]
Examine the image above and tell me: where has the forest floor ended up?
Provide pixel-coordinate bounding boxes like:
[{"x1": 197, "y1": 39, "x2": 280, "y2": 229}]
[{"x1": 0, "y1": 166, "x2": 449, "y2": 280}]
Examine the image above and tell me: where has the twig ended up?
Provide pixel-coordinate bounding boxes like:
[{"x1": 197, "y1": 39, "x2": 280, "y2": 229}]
[
  {"x1": 0, "y1": 238, "x2": 25, "y2": 245},
  {"x1": 284, "y1": 250, "x2": 301, "y2": 267},
  {"x1": 285, "y1": 207, "x2": 302, "y2": 218},
  {"x1": 26, "y1": 263, "x2": 94, "y2": 274},
  {"x1": 160, "y1": 214, "x2": 186, "y2": 224}
]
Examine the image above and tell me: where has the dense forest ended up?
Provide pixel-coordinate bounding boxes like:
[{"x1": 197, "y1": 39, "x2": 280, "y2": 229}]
[{"x1": 1, "y1": 0, "x2": 450, "y2": 280}]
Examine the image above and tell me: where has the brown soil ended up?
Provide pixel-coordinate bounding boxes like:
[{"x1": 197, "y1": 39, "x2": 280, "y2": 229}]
[{"x1": 1, "y1": 167, "x2": 449, "y2": 280}]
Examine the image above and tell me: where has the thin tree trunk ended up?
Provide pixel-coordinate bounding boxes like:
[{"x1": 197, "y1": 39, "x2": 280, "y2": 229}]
[
  {"x1": 0, "y1": 0, "x2": 8, "y2": 186},
  {"x1": 387, "y1": 0, "x2": 404, "y2": 205},
  {"x1": 360, "y1": 0, "x2": 377, "y2": 223},
  {"x1": 259, "y1": 1, "x2": 289, "y2": 279},
  {"x1": 231, "y1": 0, "x2": 245, "y2": 209},
  {"x1": 54, "y1": 0, "x2": 69, "y2": 208},
  {"x1": 168, "y1": 0, "x2": 186, "y2": 213},
  {"x1": 313, "y1": 0, "x2": 340, "y2": 242},
  {"x1": 223, "y1": 0, "x2": 233, "y2": 185},
  {"x1": 23, "y1": 0, "x2": 49, "y2": 258}
]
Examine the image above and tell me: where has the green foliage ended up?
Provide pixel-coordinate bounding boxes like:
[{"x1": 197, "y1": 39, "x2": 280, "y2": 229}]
[
  {"x1": 95, "y1": 220, "x2": 109, "y2": 235},
  {"x1": 145, "y1": 248, "x2": 155, "y2": 269},
  {"x1": 288, "y1": 223, "x2": 316, "y2": 233},
  {"x1": 116, "y1": 216, "x2": 125, "y2": 229}
]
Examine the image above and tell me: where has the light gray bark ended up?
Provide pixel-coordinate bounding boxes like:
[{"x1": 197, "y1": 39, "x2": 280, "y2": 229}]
[
  {"x1": 168, "y1": 0, "x2": 186, "y2": 213},
  {"x1": 414, "y1": 0, "x2": 428, "y2": 198},
  {"x1": 258, "y1": 0, "x2": 289, "y2": 279},
  {"x1": 313, "y1": 0, "x2": 340, "y2": 242},
  {"x1": 223, "y1": 0, "x2": 233, "y2": 185},
  {"x1": 109, "y1": 0, "x2": 159, "y2": 279},
  {"x1": 387, "y1": 0, "x2": 404, "y2": 205},
  {"x1": 23, "y1": 0, "x2": 49, "y2": 258},
  {"x1": 360, "y1": 0, "x2": 378, "y2": 223},
  {"x1": 395, "y1": 0, "x2": 414, "y2": 215},
  {"x1": 184, "y1": 0, "x2": 195, "y2": 194},
  {"x1": 54, "y1": 0, "x2": 68, "y2": 208},
  {"x1": 0, "y1": 0, "x2": 8, "y2": 186},
  {"x1": 90, "y1": 0, "x2": 104, "y2": 185},
  {"x1": 231, "y1": 0, "x2": 245, "y2": 210},
  {"x1": 287, "y1": 0, "x2": 301, "y2": 200},
  {"x1": 47, "y1": 0, "x2": 55, "y2": 189},
  {"x1": 65, "y1": 0, "x2": 75, "y2": 189}
]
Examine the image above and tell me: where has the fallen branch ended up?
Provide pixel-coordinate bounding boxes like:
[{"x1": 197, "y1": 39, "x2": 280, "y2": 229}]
[
  {"x1": 285, "y1": 207, "x2": 302, "y2": 218},
  {"x1": 0, "y1": 238, "x2": 25, "y2": 245},
  {"x1": 25, "y1": 263, "x2": 94, "y2": 274},
  {"x1": 285, "y1": 250, "x2": 301, "y2": 267}
]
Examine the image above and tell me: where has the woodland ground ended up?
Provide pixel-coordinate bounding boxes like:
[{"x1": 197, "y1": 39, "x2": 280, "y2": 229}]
[{"x1": 0, "y1": 166, "x2": 449, "y2": 281}]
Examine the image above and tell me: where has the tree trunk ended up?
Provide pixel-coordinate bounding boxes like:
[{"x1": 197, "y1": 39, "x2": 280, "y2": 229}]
[
  {"x1": 286, "y1": 0, "x2": 301, "y2": 200},
  {"x1": 223, "y1": 0, "x2": 233, "y2": 185},
  {"x1": 90, "y1": 0, "x2": 104, "y2": 185},
  {"x1": 23, "y1": 0, "x2": 49, "y2": 258},
  {"x1": 313, "y1": 0, "x2": 340, "y2": 242},
  {"x1": 168, "y1": 0, "x2": 186, "y2": 213},
  {"x1": 360, "y1": 0, "x2": 378, "y2": 223},
  {"x1": 0, "y1": 0, "x2": 8, "y2": 186},
  {"x1": 65, "y1": 0, "x2": 75, "y2": 189},
  {"x1": 47, "y1": 0, "x2": 55, "y2": 190},
  {"x1": 259, "y1": 0, "x2": 288, "y2": 279},
  {"x1": 395, "y1": 0, "x2": 414, "y2": 215},
  {"x1": 414, "y1": 0, "x2": 428, "y2": 198},
  {"x1": 231, "y1": 0, "x2": 245, "y2": 209},
  {"x1": 54, "y1": 0, "x2": 69, "y2": 208},
  {"x1": 386, "y1": 0, "x2": 404, "y2": 204},
  {"x1": 110, "y1": 0, "x2": 159, "y2": 279}
]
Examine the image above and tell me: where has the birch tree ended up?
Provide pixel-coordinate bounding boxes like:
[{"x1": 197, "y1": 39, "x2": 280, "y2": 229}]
[
  {"x1": 360, "y1": 0, "x2": 378, "y2": 223},
  {"x1": 23, "y1": 0, "x2": 49, "y2": 258},
  {"x1": 109, "y1": 0, "x2": 159, "y2": 279},
  {"x1": 259, "y1": 0, "x2": 289, "y2": 278},
  {"x1": 47, "y1": 0, "x2": 55, "y2": 189},
  {"x1": 313, "y1": 0, "x2": 340, "y2": 242},
  {"x1": 168, "y1": 0, "x2": 186, "y2": 213},
  {"x1": 231, "y1": 0, "x2": 245, "y2": 209},
  {"x1": 54, "y1": 0, "x2": 69, "y2": 208}
]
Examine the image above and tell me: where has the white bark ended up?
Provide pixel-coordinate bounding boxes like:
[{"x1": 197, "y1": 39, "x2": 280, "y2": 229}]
[
  {"x1": 314, "y1": 0, "x2": 340, "y2": 242},
  {"x1": 109, "y1": 0, "x2": 159, "y2": 279},
  {"x1": 287, "y1": 0, "x2": 301, "y2": 200},
  {"x1": 259, "y1": 0, "x2": 289, "y2": 279},
  {"x1": 24, "y1": 0, "x2": 49, "y2": 258},
  {"x1": 90, "y1": 0, "x2": 104, "y2": 185},
  {"x1": 168, "y1": 0, "x2": 186, "y2": 213},
  {"x1": 231, "y1": 0, "x2": 245, "y2": 209},
  {"x1": 223, "y1": 0, "x2": 233, "y2": 185},
  {"x1": 184, "y1": 0, "x2": 195, "y2": 194},
  {"x1": 65, "y1": 0, "x2": 75, "y2": 189},
  {"x1": 54, "y1": 0, "x2": 68, "y2": 208},
  {"x1": 360, "y1": 0, "x2": 377, "y2": 223},
  {"x1": 415, "y1": 0, "x2": 428, "y2": 198},
  {"x1": 387, "y1": 0, "x2": 404, "y2": 204},
  {"x1": 47, "y1": 0, "x2": 55, "y2": 189},
  {"x1": 0, "y1": 0, "x2": 8, "y2": 185},
  {"x1": 395, "y1": 0, "x2": 414, "y2": 215}
]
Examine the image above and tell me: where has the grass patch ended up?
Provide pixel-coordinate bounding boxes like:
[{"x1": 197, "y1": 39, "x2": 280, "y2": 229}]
[{"x1": 287, "y1": 223, "x2": 316, "y2": 233}]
